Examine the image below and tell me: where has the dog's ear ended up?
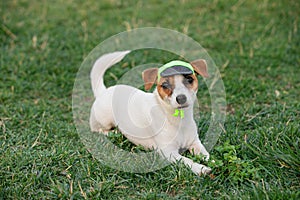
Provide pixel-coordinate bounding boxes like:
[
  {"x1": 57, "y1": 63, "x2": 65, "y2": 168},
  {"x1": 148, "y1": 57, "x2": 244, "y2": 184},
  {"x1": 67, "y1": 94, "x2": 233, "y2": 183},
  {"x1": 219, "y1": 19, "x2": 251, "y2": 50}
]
[
  {"x1": 142, "y1": 68, "x2": 158, "y2": 90},
  {"x1": 191, "y1": 59, "x2": 209, "y2": 78}
]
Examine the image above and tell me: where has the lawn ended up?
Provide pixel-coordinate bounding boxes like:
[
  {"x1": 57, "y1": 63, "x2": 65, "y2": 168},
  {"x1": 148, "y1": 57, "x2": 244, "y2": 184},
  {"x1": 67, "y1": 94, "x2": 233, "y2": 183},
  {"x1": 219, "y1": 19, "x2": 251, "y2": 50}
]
[{"x1": 1, "y1": 0, "x2": 299, "y2": 199}]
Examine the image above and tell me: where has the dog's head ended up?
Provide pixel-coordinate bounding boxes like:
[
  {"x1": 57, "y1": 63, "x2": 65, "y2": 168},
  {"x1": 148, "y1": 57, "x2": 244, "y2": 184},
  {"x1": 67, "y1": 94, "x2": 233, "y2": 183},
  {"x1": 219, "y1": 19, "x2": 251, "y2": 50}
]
[{"x1": 142, "y1": 59, "x2": 209, "y2": 110}]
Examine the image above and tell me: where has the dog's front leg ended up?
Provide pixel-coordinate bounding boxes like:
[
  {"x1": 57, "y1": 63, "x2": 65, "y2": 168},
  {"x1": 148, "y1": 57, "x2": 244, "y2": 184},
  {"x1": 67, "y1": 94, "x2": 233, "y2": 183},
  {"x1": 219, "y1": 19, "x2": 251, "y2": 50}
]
[
  {"x1": 189, "y1": 139, "x2": 210, "y2": 161},
  {"x1": 161, "y1": 150, "x2": 211, "y2": 176}
]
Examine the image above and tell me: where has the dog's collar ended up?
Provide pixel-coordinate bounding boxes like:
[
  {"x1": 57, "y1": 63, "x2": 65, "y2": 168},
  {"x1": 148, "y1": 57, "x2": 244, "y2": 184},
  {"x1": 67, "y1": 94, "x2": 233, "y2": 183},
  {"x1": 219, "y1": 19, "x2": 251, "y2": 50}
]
[{"x1": 158, "y1": 60, "x2": 194, "y2": 82}]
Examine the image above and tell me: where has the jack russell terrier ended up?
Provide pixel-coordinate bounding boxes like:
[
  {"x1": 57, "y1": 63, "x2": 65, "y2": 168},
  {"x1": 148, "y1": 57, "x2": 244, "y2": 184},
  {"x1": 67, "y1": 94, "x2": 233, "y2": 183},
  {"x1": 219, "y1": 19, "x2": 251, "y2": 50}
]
[{"x1": 90, "y1": 51, "x2": 211, "y2": 175}]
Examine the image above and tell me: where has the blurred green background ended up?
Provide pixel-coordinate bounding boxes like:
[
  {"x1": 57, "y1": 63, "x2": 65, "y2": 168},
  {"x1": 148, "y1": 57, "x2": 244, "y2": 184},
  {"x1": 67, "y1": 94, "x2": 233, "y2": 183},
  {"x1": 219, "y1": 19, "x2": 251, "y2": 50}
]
[{"x1": 1, "y1": 0, "x2": 299, "y2": 199}]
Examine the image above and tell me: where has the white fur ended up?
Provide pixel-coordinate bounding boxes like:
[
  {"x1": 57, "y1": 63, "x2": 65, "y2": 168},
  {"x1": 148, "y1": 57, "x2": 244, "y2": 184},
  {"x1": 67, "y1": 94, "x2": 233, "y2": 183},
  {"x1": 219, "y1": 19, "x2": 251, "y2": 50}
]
[{"x1": 90, "y1": 51, "x2": 211, "y2": 175}]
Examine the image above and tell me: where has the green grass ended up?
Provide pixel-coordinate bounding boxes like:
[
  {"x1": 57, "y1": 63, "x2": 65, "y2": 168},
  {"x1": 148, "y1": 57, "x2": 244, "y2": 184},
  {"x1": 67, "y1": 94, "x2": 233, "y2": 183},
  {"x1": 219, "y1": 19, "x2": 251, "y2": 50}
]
[{"x1": 1, "y1": 0, "x2": 299, "y2": 199}]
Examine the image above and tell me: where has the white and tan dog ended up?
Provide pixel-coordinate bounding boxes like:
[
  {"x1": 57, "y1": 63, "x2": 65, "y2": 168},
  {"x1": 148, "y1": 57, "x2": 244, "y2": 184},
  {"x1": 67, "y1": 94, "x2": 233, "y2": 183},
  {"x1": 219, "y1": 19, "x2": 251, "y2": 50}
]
[{"x1": 90, "y1": 51, "x2": 211, "y2": 175}]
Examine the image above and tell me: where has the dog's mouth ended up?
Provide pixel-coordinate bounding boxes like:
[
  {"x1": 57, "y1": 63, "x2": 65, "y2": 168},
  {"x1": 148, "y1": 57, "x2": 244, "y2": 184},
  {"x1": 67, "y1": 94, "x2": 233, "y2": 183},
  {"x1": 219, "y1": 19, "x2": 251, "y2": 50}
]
[{"x1": 177, "y1": 105, "x2": 189, "y2": 109}]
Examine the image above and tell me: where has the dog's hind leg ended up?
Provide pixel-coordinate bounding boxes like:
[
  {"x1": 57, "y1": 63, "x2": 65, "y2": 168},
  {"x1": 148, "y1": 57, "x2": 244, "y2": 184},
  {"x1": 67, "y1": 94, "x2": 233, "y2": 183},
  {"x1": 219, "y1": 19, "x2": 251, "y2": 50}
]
[{"x1": 89, "y1": 107, "x2": 115, "y2": 135}]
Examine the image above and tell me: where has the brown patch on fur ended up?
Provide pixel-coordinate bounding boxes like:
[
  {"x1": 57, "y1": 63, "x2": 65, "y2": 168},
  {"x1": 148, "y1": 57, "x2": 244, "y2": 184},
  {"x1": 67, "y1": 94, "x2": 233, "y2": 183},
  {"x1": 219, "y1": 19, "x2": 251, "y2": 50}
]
[
  {"x1": 142, "y1": 68, "x2": 158, "y2": 91},
  {"x1": 183, "y1": 74, "x2": 198, "y2": 92},
  {"x1": 190, "y1": 59, "x2": 209, "y2": 78},
  {"x1": 157, "y1": 76, "x2": 174, "y2": 100}
]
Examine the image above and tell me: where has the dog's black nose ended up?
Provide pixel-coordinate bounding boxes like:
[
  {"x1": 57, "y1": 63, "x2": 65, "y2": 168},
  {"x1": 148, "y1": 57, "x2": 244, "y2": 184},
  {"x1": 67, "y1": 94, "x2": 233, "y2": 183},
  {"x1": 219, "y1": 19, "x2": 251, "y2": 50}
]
[{"x1": 176, "y1": 94, "x2": 187, "y2": 105}]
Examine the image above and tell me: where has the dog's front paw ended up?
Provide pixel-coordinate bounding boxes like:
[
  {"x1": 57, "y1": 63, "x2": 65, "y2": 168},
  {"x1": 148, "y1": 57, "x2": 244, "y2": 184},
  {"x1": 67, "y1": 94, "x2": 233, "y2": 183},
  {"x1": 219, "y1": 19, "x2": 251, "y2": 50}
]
[
  {"x1": 201, "y1": 166, "x2": 212, "y2": 175},
  {"x1": 203, "y1": 153, "x2": 210, "y2": 162},
  {"x1": 191, "y1": 163, "x2": 212, "y2": 176}
]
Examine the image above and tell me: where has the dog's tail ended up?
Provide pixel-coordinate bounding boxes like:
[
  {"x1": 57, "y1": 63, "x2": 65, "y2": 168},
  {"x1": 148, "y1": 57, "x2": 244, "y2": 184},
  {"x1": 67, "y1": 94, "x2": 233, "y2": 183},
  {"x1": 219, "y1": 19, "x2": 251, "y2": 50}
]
[{"x1": 91, "y1": 50, "x2": 131, "y2": 97}]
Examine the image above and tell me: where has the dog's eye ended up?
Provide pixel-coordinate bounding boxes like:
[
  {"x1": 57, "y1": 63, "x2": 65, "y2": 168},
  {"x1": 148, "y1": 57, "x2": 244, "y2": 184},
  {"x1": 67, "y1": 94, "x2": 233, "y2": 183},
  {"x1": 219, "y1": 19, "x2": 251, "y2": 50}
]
[
  {"x1": 183, "y1": 76, "x2": 194, "y2": 85},
  {"x1": 161, "y1": 82, "x2": 171, "y2": 90}
]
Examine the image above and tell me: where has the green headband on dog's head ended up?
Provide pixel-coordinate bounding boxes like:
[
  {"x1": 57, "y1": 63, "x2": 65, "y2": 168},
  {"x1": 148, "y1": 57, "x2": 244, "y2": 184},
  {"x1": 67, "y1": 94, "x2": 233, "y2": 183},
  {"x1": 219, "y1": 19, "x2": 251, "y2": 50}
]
[{"x1": 158, "y1": 60, "x2": 194, "y2": 82}]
